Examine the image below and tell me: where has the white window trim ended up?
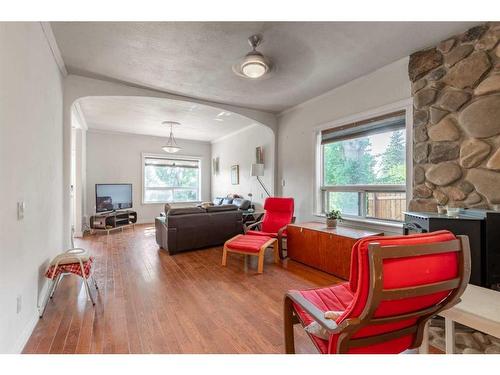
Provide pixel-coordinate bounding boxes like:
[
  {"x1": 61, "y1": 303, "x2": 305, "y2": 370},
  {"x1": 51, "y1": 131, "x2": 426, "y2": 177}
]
[
  {"x1": 313, "y1": 99, "x2": 413, "y2": 228},
  {"x1": 141, "y1": 152, "x2": 202, "y2": 205}
]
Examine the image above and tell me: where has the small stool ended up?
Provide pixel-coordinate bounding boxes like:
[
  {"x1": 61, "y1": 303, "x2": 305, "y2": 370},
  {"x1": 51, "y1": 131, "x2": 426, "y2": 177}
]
[
  {"x1": 41, "y1": 248, "x2": 98, "y2": 317},
  {"x1": 222, "y1": 234, "x2": 278, "y2": 274}
]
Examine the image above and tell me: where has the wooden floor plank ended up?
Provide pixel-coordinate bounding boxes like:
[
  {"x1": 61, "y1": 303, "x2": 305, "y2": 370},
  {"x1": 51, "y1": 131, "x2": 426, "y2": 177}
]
[{"x1": 23, "y1": 224, "x2": 342, "y2": 354}]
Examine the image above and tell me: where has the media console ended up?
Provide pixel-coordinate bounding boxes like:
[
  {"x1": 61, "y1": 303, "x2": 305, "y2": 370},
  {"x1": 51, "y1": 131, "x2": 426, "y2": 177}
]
[{"x1": 90, "y1": 210, "x2": 138, "y2": 235}]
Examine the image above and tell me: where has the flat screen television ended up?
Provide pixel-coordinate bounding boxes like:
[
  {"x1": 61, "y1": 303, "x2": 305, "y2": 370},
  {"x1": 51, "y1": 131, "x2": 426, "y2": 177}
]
[{"x1": 95, "y1": 183, "x2": 133, "y2": 213}]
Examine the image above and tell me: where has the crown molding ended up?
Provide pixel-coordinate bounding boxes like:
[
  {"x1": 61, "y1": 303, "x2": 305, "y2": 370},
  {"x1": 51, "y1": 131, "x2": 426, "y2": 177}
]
[{"x1": 40, "y1": 22, "x2": 67, "y2": 77}]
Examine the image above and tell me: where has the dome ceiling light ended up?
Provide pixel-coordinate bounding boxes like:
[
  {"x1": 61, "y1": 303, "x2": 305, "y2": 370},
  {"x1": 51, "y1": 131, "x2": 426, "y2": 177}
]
[
  {"x1": 232, "y1": 34, "x2": 272, "y2": 80},
  {"x1": 161, "y1": 121, "x2": 182, "y2": 153}
]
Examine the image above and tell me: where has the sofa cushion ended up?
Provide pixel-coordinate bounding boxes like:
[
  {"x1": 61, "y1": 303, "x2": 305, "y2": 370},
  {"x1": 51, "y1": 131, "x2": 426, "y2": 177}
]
[
  {"x1": 232, "y1": 198, "x2": 251, "y2": 210},
  {"x1": 222, "y1": 197, "x2": 233, "y2": 205},
  {"x1": 206, "y1": 204, "x2": 238, "y2": 213},
  {"x1": 167, "y1": 207, "x2": 206, "y2": 216},
  {"x1": 213, "y1": 197, "x2": 224, "y2": 205}
]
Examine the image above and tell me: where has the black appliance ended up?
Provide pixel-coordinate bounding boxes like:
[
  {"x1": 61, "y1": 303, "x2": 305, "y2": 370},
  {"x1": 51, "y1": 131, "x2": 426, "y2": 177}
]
[{"x1": 403, "y1": 210, "x2": 500, "y2": 288}]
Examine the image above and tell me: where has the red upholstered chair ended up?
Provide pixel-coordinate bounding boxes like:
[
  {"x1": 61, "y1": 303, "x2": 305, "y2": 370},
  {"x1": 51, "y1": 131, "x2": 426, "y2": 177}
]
[
  {"x1": 284, "y1": 231, "x2": 471, "y2": 354},
  {"x1": 245, "y1": 197, "x2": 294, "y2": 259}
]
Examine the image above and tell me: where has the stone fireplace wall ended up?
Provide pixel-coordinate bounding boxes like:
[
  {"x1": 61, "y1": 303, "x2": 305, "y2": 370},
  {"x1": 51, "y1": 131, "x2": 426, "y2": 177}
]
[{"x1": 409, "y1": 23, "x2": 500, "y2": 212}]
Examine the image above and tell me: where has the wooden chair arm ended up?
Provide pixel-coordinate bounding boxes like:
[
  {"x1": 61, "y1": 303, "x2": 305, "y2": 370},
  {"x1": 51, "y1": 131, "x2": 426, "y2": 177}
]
[
  {"x1": 286, "y1": 291, "x2": 341, "y2": 333},
  {"x1": 244, "y1": 220, "x2": 263, "y2": 233},
  {"x1": 277, "y1": 225, "x2": 288, "y2": 240}
]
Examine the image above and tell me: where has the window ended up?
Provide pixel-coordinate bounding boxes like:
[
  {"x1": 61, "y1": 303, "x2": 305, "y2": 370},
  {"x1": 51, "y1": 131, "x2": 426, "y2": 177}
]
[
  {"x1": 143, "y1": 155, "x2": 201, "y2": 203},
  {"x1": 320, "y1": 111, "x2": 407, "y2": 222}
]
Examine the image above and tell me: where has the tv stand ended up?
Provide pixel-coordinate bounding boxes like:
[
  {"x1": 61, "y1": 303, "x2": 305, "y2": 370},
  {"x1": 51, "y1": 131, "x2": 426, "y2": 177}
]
[{"x1": 90, "y1": 210, "x2": 137, "y2": 235}]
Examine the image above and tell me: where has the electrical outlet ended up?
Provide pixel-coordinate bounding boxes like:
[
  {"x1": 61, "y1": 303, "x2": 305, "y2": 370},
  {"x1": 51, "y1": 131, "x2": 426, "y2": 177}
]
[
  {"x1": 17, "y1": 201, "x2": 25, "y2": 220},
  {"x1": 16, "y1": 295, "x2": 22, "y2": 314}
]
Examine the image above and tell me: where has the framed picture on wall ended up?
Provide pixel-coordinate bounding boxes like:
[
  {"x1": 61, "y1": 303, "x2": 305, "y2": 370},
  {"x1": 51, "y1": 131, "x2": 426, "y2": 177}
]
[{"x1": 231, "y1": 165, "x2": 239, "y2": 185}]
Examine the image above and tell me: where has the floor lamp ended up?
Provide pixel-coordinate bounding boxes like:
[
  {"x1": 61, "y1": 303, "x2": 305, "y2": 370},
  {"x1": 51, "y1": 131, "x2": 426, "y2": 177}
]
[{"x1": 251, "y1": 163, "x2": 271, "y2": 197}]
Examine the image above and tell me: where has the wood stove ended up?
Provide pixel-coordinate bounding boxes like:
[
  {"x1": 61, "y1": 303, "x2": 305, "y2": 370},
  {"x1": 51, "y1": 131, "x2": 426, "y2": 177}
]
[{"x1": 403, "y1": 209, "x2": 500, "y2": 288}]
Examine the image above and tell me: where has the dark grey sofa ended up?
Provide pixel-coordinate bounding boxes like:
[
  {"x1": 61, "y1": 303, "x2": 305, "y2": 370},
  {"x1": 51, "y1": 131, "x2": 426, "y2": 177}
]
[{"x1": 155, "y1": 205, "x2": 243, "y2": 254}]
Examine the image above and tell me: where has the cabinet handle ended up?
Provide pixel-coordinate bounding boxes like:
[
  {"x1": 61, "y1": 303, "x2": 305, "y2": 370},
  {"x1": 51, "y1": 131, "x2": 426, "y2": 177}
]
[{"x1": 300, "y1": 228, "x2": 303, "y2": 233}]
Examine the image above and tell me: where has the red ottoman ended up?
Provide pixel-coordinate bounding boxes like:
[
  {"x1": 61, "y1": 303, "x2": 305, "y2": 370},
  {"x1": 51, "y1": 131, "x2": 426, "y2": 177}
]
[{"x1": 222, "y1": 234, "x2": 278, "y2": 273}]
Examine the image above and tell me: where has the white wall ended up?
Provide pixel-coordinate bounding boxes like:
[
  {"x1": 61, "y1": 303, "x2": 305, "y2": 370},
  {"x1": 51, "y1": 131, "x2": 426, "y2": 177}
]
[
  {"x1": 86, "y1": 130, "x2": 212, "y2": 223},
  {"x1": 277, "y1": 57, "x2": 411, "y2": 223},
  {"x1": 0, "y1": 23, "x2": 64, "y2": 353},
  {"x1": 211, "y1": 125, "x2": 275, "y2": 209}
]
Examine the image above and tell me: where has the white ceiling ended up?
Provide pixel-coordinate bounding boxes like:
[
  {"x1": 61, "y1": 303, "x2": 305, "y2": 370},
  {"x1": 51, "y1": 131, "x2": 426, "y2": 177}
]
[
  {"x1": 78, "y1": 96, "x2": 259, "y2": 142},
  {"x1": 52, "y1": 22, "x2": 478, "y2": 113}
]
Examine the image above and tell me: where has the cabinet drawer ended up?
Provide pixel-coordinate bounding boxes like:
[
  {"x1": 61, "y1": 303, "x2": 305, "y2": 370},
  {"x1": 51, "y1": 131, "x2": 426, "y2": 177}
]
[{"x1": 287, "y1": 226, "x2": 320, "y2": 267}]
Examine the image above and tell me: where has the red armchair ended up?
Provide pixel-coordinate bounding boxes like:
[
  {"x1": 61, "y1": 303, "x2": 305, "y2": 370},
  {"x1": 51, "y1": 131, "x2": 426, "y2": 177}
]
[
  {"x1": 245, "y1": 197, "x2": 294, "y2": 259},
  {"x1": 284, "y1": 231, "x2": 471, "y2": 354}
]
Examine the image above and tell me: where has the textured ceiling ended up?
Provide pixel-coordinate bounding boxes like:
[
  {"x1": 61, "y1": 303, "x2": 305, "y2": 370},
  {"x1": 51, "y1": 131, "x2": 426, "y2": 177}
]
[
  {"x1": 53, "y1": 22, "x2": 478, "y2": 112},
  {"x1": 78, "y1": 96, "x2": 259, "y2": 142}
]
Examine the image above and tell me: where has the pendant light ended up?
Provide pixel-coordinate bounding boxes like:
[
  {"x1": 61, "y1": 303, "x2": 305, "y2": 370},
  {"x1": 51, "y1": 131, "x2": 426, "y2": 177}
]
[
  {"x1": 233, "y1": 34, "x2": 272, "y2": 80},
  {"x1": 161, "y1": 121, "x2": 181, "y2": 153}
]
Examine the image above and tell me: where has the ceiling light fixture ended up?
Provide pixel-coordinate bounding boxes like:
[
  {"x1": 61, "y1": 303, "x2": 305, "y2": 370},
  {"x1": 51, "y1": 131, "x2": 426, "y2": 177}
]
[
  {"x1": 161, "y1": 121, "x2": 181, "y2": 153},
  {"x1": 233, "y1": 34, "x2": 272, "y2": 80}
]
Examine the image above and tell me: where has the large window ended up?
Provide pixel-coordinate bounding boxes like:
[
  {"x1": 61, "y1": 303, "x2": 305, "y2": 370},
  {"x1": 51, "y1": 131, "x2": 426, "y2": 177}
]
[
  {"x1": 320, "y1": 111, "x2": 407, "y2": 222},
  {"x1": 143, "y1": 155, "x2": 201, "y2": 203}
]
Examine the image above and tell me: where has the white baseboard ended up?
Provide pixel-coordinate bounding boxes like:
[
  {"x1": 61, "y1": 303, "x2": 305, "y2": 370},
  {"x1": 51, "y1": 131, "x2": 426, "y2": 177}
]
[
  {"x1": 11, "y1": 312, "x2": 39, "y2": 354},
  {"x1": 11, "y1": 279, "x2": 51, "y2": 353}
]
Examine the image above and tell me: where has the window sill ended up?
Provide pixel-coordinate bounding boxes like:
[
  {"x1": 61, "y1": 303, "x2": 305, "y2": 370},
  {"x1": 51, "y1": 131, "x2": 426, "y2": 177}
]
[{"x1": 313, "y1": 213, "x2": 403, "y2": 234}]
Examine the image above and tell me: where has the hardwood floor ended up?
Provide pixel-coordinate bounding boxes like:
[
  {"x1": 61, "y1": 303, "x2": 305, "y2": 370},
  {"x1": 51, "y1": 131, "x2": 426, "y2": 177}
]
[{"x1": 23, "y1": 224, "x2": 341, "y2": 354}]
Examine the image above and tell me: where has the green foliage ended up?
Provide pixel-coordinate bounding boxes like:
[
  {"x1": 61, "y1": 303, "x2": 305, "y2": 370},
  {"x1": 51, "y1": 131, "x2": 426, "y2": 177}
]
[
  {"x1": 324, "y1": 138, "x2": 376, "y2": 185},
  {"x1": 378, "y1": 130, "x2": 406, "y2": 184},
  {"x1": 145, "y1": 165, "x2": 199, "y2": 202},
  {"x1": 323, "y1": 129, "x2": 406, "y2": 214},
  {"x1": 326, "y1": 209, "x2": 342, "y2": 220}
]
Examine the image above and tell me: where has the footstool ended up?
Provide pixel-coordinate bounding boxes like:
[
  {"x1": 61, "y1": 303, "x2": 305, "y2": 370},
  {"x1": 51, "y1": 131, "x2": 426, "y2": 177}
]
[{"x1": 222, "y1": 234, "x2": 279, "y2": 273}]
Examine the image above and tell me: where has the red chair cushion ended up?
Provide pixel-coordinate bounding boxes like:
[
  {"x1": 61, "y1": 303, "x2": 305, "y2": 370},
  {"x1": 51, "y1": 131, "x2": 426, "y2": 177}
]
[
  {"x1": 246, "y1": 230, "x2": 277, "y2": 238},
  {"x1": 337, "y1": 230, "x2": 458, "y2": 353},
  {"x1": 293, "y1": 231, "x2": 460, "y2": 354},
  {"x1": 225, "y1": 235, "x2": 273, "y2": 253},
  {"x1": 261, "y1": 197, "x2": 294, "y2": 234},
  {"x1": 292, "y1": 283, "x2": 353, "y2": 354}
]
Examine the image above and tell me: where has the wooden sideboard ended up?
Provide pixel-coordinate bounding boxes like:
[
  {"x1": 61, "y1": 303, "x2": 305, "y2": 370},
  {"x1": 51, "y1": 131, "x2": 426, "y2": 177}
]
[{"x1": 286, "y1": 222, "x2": 383, "y2": 280}]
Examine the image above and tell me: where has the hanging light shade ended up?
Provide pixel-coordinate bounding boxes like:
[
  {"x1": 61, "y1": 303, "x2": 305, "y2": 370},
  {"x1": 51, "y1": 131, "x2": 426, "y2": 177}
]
[
  {"x1": 233, "y1": 34, "x2": 272, "y2": 80},
  {"x1": 161, "y1": 121, "x2": 181, "y2": 153}
]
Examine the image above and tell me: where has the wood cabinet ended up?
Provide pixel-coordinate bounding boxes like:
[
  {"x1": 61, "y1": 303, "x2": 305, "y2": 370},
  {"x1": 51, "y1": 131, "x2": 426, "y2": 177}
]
[{"x1": 287, "y1": 222, "x2": 383, "y2": 280}]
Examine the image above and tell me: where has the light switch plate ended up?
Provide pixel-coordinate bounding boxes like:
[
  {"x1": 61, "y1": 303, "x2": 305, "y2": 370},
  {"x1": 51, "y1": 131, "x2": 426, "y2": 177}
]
[{"x1": 17, "y1": 201, "x2": 25, "y2": 220}]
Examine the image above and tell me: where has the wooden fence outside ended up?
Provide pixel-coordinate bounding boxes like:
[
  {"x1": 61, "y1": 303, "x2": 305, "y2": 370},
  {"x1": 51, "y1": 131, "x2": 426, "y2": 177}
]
[{"x1": 367, "y1": 192, "x2": 406, "y2": 221}]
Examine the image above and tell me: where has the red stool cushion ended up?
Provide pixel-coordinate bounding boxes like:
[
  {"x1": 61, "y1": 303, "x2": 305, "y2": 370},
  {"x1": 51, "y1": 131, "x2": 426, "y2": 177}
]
[
  {"x1": 45, "y1": 257, "x2": 94, "y2": 280},
  {"x1": 226, "y1": 235, "x2": 273, "y2": 253}
]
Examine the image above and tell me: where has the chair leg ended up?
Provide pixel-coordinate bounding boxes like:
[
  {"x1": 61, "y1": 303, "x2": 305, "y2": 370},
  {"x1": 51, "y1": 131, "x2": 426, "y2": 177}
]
[
  {"x1": 222, "y1": 246, "x2": 228, "y2": 267},
  {"x1": 50, "y1": 273, "x2": 63, "y2": 299},
  {"x1": 83, "y1": 277, "x2": 95, "y2": 305},
  {"x1": 92, "y1": 275, "x2": 99, "y2": 290},
  {"x1": 257, "y1": 249, "x2": 265, "y2": 274},
  {"x1": 273, "y1": 240, "x2": 279, "y2": 264},
  {"x1": 284, "y1": 296, "x2": 296, "y2": 354}
]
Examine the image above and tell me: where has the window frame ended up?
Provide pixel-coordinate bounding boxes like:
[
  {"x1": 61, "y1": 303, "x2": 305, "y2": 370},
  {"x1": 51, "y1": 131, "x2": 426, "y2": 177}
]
[
  {"x1": 141, "y1": 153, "x2": 202, "y2": 205},
  {"x1": 314, "y1": 99, "x2": 413, "y2": 226}
]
